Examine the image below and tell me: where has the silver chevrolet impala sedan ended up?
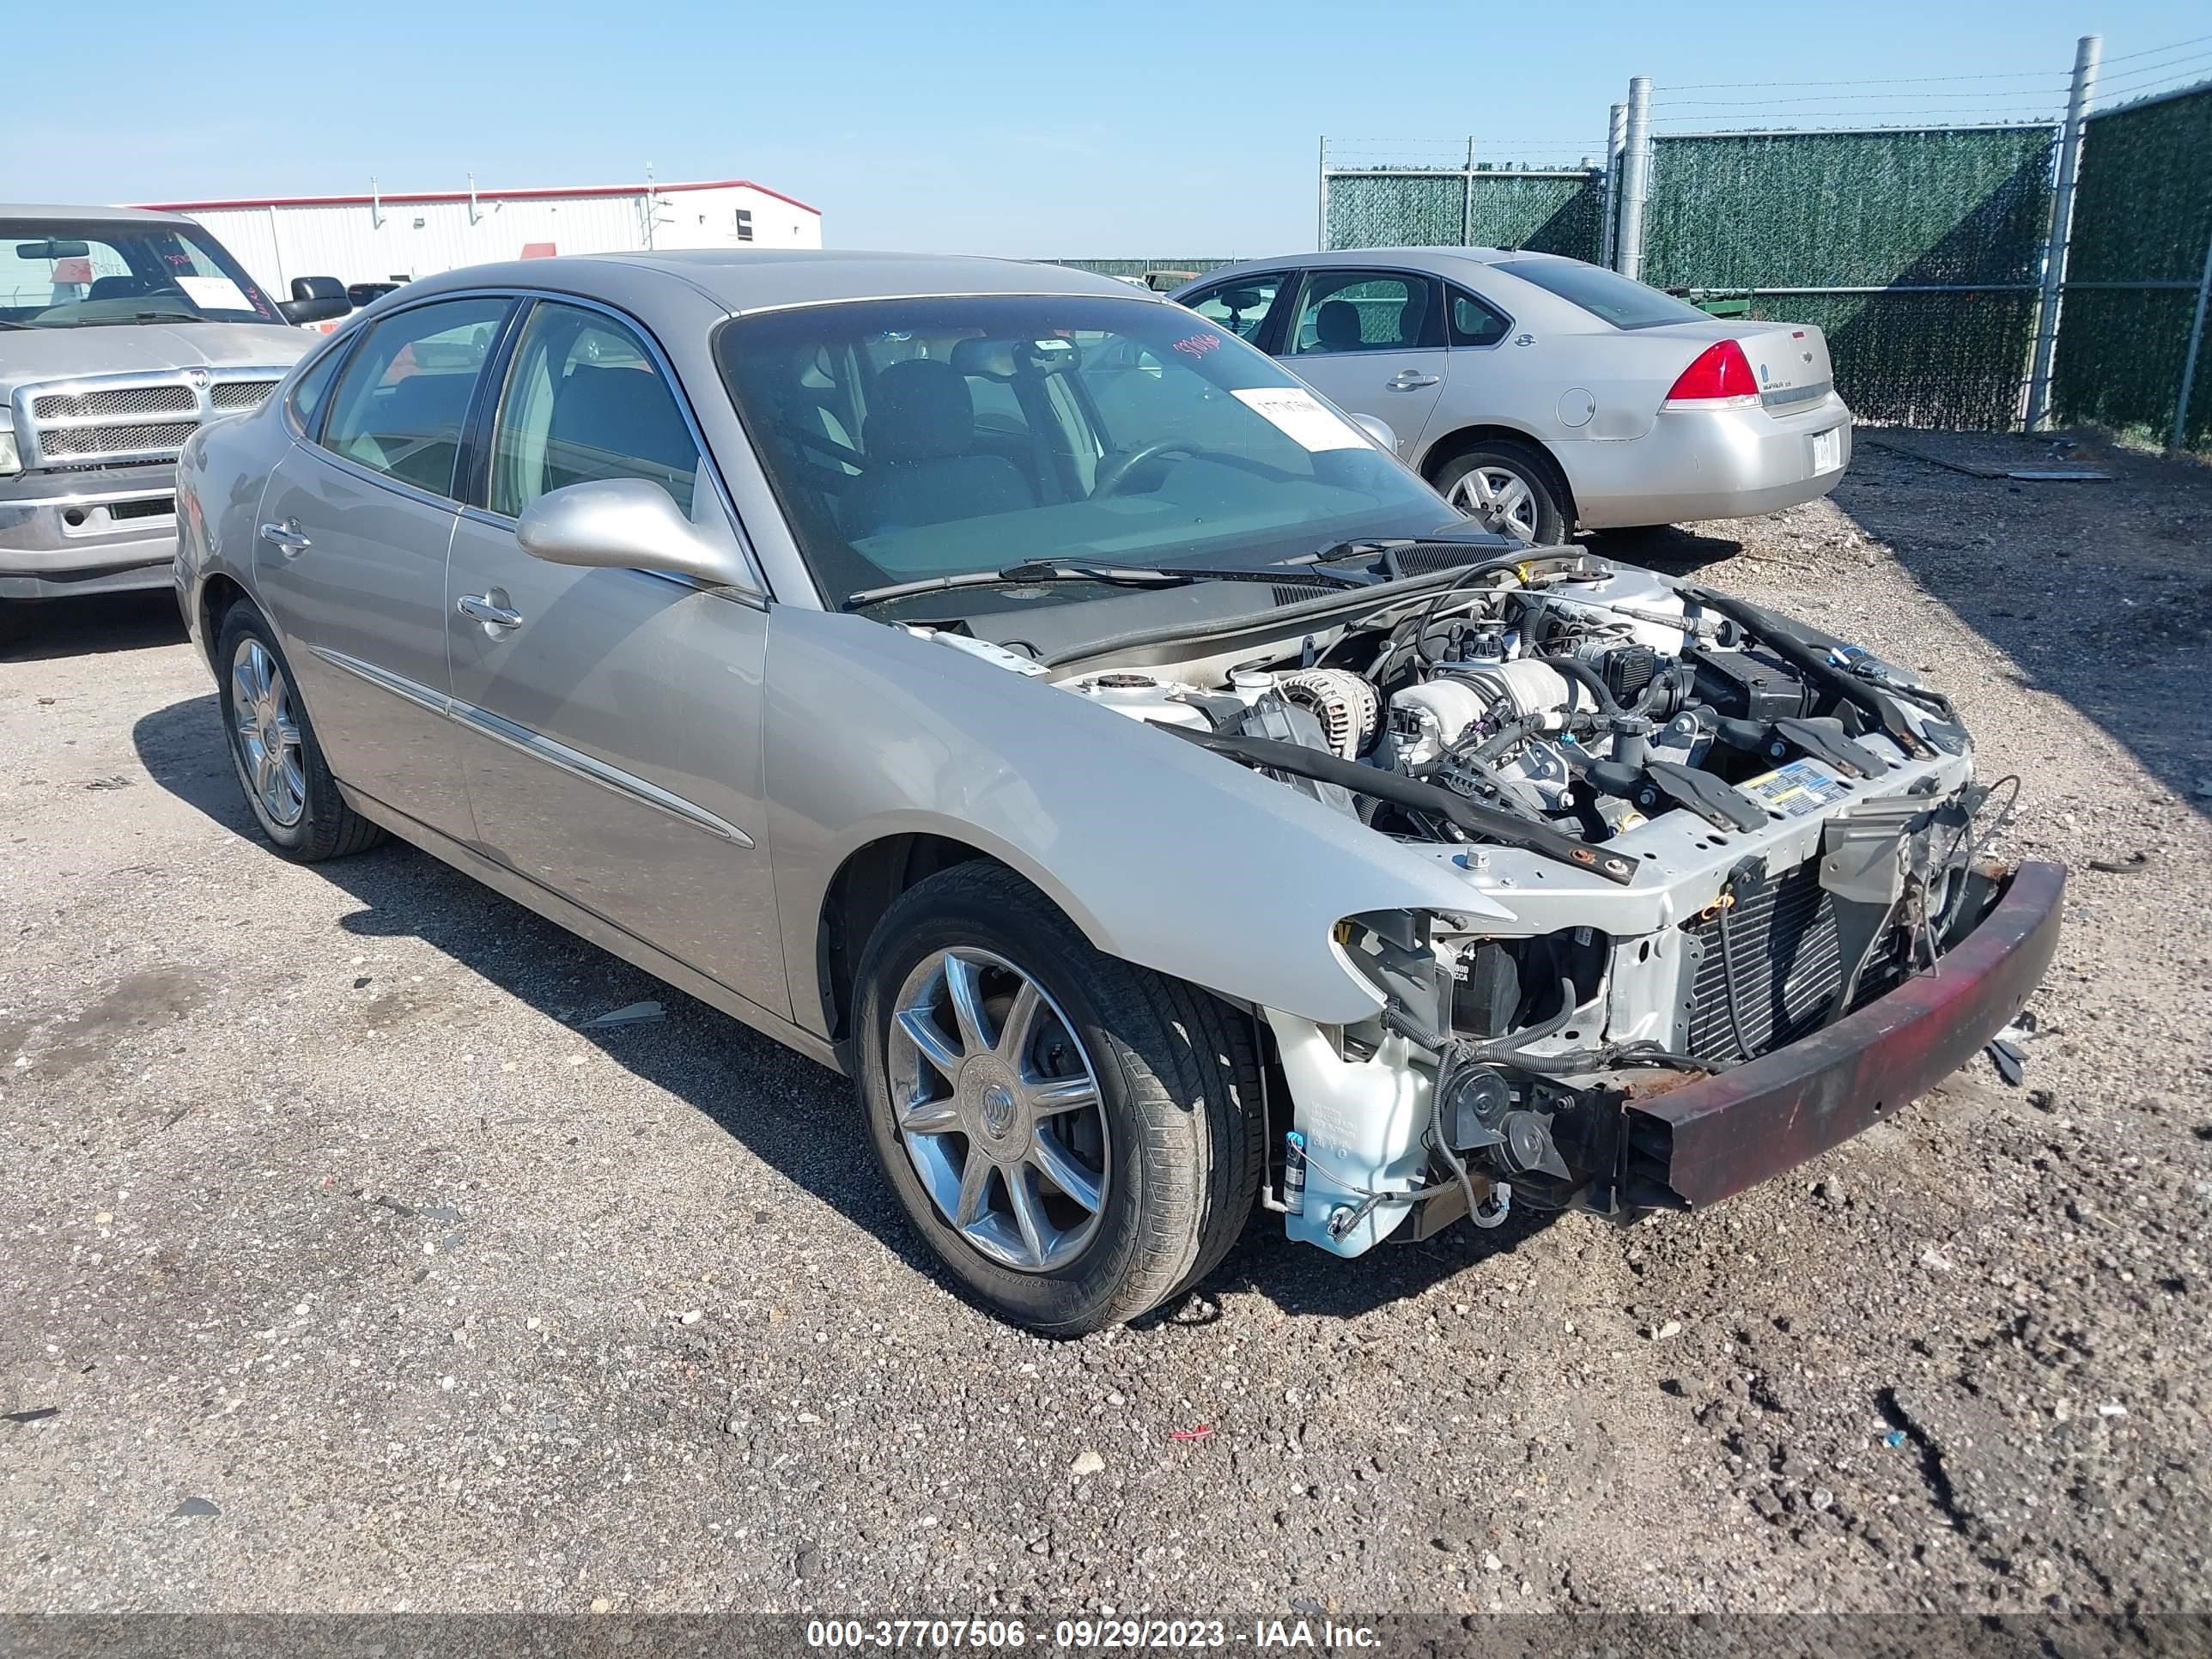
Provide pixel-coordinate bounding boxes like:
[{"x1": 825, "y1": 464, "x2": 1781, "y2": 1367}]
[
  {"x1": 1173, "y1": 250, "x2": 1854, "y2": 544},
  {"x1": 176, "y1": 251, "x2": 2061, "y2": 1334}
]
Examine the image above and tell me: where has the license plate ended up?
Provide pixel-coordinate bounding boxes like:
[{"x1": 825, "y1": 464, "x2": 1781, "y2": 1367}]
[{"x1": 1810, "y1": 426, "x2": 1844, "y2": 473}]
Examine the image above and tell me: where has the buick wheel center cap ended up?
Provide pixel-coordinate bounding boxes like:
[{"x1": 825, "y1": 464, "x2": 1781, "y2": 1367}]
[{"x1": 980, "y1": 1081, "x2": 1018, "y2": 1139}]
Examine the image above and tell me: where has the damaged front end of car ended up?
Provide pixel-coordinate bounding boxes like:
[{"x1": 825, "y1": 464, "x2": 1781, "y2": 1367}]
[{"x1": 1052, "y1": 552, "x2": 2066, "y2": 1255}]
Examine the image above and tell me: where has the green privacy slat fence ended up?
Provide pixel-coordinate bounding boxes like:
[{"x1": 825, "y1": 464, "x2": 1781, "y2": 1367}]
[
  {"x1": 1640, "y1": 128, "x2": 2056, "y2": 429},
  {"x1": 1323, "y1": 172, "x2": 1606, "y2": 258},
  {"x1": 2054, "y1": 84, "x2": 2212, "y2": 450}
]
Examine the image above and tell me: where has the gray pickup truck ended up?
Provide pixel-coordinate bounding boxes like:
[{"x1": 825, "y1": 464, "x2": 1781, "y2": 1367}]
[{"x1": 2, "y1": 204, "x2": 348, "y2": 611}]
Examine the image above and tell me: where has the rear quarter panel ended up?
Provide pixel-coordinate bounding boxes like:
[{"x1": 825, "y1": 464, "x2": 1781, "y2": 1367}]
[{"x1": 174, "y1": 403, "x2": 288, "y2": 659}]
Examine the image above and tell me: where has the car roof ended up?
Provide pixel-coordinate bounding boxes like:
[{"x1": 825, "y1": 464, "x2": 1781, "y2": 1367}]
[
  {"x1": 399, "y1": 249, "x2": 1154, "y2": 313},
  {"x1": 1192, "y1": 247, "x2": 1575, "y2": 281},
  {"x1": 0, "y1": 203, "x2": 198, "y2": 228}
]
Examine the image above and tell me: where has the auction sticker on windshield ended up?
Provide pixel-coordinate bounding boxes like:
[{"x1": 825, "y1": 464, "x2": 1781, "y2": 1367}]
[
  {"x1": 1231, "y1": 386, "x2": 1365, "y2": 451},
  {"x1": 177, "y1": 275, "x2": 252, "y2": 313}
]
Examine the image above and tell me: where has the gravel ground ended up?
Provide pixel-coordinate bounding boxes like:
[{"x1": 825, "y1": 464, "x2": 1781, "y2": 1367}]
[{"x1": 2, "y1": 429, "x2": 2208, "y2": 1618}]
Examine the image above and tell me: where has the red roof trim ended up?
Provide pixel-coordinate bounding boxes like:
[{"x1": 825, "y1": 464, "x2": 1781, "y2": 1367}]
[{"x1": 130, "y1": 178, "x2": 820, "y2": 216}]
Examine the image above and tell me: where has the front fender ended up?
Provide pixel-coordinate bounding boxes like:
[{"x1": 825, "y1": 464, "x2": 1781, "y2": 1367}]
[{"x1": 764, "y1": 608, "x2": 1510, "y2": 1033}]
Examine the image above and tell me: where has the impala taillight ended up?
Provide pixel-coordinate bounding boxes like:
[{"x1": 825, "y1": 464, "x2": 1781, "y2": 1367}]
[{"x1": 1663, "y1": 340, "x2": 1759, "y2": 407}]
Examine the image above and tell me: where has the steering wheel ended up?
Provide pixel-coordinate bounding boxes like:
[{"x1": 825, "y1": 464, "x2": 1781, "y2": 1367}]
[{"x1": 1091, "y1": 441, "x2": 1198, "y2": 498}]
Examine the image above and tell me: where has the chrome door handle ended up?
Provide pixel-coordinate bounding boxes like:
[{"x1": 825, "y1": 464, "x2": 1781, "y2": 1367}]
[
  {"x1": 1386, "y1": 371, "x2": 1441, "y2": 390},
  {"x1": 456, "y1": 593, "x2": 524, "y2": 628},
  {"x1": 258, "y1": 520, "x2": 312, "y2": 556}
]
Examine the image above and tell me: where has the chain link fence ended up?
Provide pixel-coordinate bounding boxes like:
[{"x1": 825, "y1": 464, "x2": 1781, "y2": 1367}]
[
  {"x1": 2053, "y1": 82, "x2": 2212, "y2": 450},
  {"x1": 1322, "y1": 159, "x2": 1606, "y2": 258},
  {"x1": 1046, "y1": 46, "x2": 2212, "y2": 447}
]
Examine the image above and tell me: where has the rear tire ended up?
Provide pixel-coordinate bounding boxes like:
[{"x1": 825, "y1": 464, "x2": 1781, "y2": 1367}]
[
  {"x1": 215, "y1": 601, "x2": 384, "y2": 862},
  {"x1": 854, "y1": 861, "x2": 1261, "y2": 1334},
  {"x1": 1432, "y1": 440, "x2": 1572, "y2": 545}
]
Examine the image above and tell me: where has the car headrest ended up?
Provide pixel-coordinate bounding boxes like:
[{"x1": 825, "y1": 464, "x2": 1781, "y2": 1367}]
[
  {"x1": 867, "y1": 357, "x2": 975, "y2": 464},
  {"x1": 550, "y1": 365, "x2": 695, "y2": 465},
  {"x1": 1315, "y1": 299, "x2": 1363, "y2": 348},
  {"x1": 948, "y1": 336, "x2": 1081, "y2": 381},
  {"x1": 1395, "y1": 284, "x2": 1427, "y2": 345}
]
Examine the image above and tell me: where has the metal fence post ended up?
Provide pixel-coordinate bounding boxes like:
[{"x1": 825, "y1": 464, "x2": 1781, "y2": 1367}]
[
  {"x1": 2026, "y1": 34, "x2": 2102, "y2": 432},
  {"x1": 1462, "y1": 137, "x2": 1476, "y2": 246},
  {"x1": 1617, "y1": 78, "x2": 1652, "y2": 279},
  {"x1": 1317, "y1": 137, "x2": 1329, "y2": 251},
  {"x1": 2172, "y1": 222, "x2": 2212, "y2": 453},
  {"x1": 1601, "y1": 101, "x2": 1626, "y2": 269}
]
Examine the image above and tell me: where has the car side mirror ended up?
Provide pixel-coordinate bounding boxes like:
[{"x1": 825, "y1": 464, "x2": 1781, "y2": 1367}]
[
  {"x1": 279, "y1": 276, "x2": 350, "y2": 325},
  {"x1": 1349, "y1": 413, "x2": 1399, "y2": 453},
  {"x1": 515, "y1": 477, "x2": 758, "y2": 591}
]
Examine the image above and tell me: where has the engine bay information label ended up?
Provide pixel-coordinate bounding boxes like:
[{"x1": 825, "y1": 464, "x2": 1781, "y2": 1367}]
[
  {"x1": 1230, "y1": 386, "x2": 1366, "y2": 451},
  {"x1": 1741, "y1": 758, "x2": 1852, "y2": 818}
]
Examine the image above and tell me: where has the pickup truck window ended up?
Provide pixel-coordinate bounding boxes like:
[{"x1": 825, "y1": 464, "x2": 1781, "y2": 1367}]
[{"x1": 0, "y1": 217, "x2": 281, "y2": 329}]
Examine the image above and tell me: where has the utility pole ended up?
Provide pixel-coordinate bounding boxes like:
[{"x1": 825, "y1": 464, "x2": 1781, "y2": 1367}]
[
  {"x1": 2026, "y1": 34, "x2": 2102, "y2": 432},
  {"x1": 1616, "y1": 78, "x2": 1652, "y2": 280}
]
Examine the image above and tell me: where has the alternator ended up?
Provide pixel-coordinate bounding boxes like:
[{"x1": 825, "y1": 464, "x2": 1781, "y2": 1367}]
[{"x1": 1273, "y1": 668, "x2": 1380, "y2": 760}]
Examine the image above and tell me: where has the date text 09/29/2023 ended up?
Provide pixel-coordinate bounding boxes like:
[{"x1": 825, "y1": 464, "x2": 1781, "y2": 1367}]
[{"x1": 803, "y1": 1618, "x2": 1382, "y2": 1650}]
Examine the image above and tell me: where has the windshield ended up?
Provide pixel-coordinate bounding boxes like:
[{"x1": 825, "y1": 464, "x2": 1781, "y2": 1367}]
[
  {"x1": 0, "y1": 217, "x2": 283, "y2": 330},
  {"x1": 1491, "y1": 258, "x2": 1709, "y2": 331},
  {"x1": 714, "y1": 295, "x2": 1459, "y2": 609}
]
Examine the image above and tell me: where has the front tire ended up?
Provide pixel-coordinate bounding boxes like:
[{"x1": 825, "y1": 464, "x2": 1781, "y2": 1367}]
[
  {"x1": 1433, "y1": 440, "x2": 1571, "y2": 545},
  {"x1": 215, "y1": 601, "x2": 383, "y2": 862},
  {"x1": 854, "y1": 862, "x2": 1261, "y2": 1334}
]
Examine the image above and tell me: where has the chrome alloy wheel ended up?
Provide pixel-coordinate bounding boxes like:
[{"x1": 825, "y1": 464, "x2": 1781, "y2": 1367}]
[
  {"x1": 231, "y1": 637, "x2": 306, "y2": 828},
  {"x1": 887, "y1": 947, "x2": 1109, "y2": 1273},
  {"x1": 1449, "y1": 465, "x2": 1540, "y2": 542}
]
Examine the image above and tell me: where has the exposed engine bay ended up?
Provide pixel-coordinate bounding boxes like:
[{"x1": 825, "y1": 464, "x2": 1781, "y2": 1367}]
[{"x1": 996, "y1": 550, "x2": 2023, "y2": 1256}]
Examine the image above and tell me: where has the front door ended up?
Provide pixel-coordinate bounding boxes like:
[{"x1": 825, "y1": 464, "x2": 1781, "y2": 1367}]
[
  {"x1": 1277, "y1": 268, "x2": 1450, "y2": 459},
  {"x1": 442, "y1": 298, "x2": 788, "y2": 1018},
  {"x1": 254, "y1": 293, "x2": 514, "y2": 839}
]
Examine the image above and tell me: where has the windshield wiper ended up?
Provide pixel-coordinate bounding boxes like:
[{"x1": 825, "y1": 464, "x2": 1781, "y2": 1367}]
[
  {"x1": 842, "y1": 558, "x2": 1363, "y2": 612},
  {"x1": 842, "y1": 563, "x2": 1196, "y2": 611}
]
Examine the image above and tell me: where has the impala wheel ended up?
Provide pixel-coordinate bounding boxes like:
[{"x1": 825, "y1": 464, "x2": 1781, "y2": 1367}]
[
  {"x1": 855, "y1": 862, "x2": 1262, "y2": 1334},
  {"x1": 1434, "y1": 441, "x2": 1571, "y2": 545}
]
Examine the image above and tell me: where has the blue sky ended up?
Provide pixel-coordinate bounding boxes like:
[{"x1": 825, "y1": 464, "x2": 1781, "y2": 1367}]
[{"x1": 18, "y1": 2, "x2": 2210, "y2": 258}]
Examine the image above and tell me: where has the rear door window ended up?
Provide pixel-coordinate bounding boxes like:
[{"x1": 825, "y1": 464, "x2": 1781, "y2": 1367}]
[
  {"x1": 319, "y1": 297, "x2": 511, "y2": 498},
  {"x1": 1448, "y1": 287, "x2": 1512, "y2": 348},
  {"x1": 1287, "y1": 270, "x2": 1443, "y2": 356}
]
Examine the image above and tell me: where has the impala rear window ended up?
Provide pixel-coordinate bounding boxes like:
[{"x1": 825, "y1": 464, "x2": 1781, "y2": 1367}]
[{"x1": 1491, "y1": 259, "x2": 1708, "y2": 331}]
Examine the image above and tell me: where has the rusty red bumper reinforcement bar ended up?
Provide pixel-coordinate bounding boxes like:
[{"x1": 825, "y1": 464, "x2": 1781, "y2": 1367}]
[{"x1": 1626, "y1": 860, "x2": 2068, "y2": 1208}]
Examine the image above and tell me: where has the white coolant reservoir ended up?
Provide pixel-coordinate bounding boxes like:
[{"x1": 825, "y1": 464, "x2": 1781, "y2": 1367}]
[{"x1": 1264, "y1": 1011, "x2": 1432, "y2": 1257}]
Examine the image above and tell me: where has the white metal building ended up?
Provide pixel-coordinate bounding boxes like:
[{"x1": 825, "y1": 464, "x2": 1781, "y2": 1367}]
[{"x1": 128, "y1": 178, "x2": 822, "y2": 295}]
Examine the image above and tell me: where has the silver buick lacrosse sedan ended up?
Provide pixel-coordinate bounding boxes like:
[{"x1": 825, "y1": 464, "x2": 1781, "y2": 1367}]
[{"x1": 175, "y1": 250, "x2": 2059, "y2": 1334}]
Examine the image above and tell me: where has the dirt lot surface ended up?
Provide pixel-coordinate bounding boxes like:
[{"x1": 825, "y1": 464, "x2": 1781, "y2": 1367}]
[{"x1": 2, "y1": 431, "x2": 2208, "y2": 1619}]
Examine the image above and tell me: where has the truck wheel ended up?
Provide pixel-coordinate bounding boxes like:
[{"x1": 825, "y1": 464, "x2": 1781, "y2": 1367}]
[
  {"x1": 215, "y1": 601, "x2": 383, "y2": 862},
  {"x1": 854, "y1": 862, "x2": 1261, "y2": 1334},
  {"x1": 1434, "y1": 441, "x2": 1571, "y2": 544}
]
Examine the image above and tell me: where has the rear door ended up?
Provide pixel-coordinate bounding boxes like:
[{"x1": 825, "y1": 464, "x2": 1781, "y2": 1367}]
[
  {"x1": 1275, "y1": 267, "x2": 1449, "y2": 457},
  {"x1": 441, "y1": 296, "x2": 789, "y2": 1017},
  {"x1": 254, "y1": 293, "x2": 514, "y2": 839}
]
